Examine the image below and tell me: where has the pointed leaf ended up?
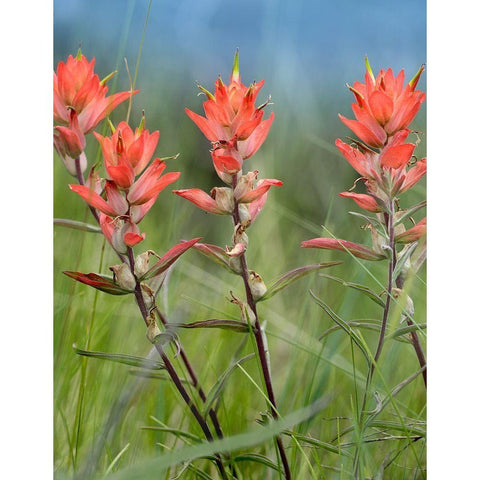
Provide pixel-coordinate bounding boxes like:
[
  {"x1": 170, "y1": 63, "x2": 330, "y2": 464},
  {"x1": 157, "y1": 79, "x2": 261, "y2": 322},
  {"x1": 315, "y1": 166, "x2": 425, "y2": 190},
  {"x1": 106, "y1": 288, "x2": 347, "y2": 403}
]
[
  {"x1": 316, "y1": 273, "x2": 385, "y2": 307},
  {"x1": 284, "y1": 430, "x2": 353, "y2": 457},
  {"x1": 257, "y1": 262, "x2": 342, "y2": 302},
  {"x1": 54, "y1": 218, "x2": 102, "y2": 233},
  {"x1": 318, "y1": 319, "x2": 383, "y2": 342},
  {"x1": 387, "y1": 323, "x2": 426, "y2": 341},
  {"x1": 192, "y1": 242, "x2": 240, "y2": 275},
  {"x1": 394, "y1": 200, "x2": 427, "y2": 226},
  {"x1": 63, "y1": 271, "x2": 132, "y2": 295},
  {"x1": 128, "y1": 370, "x2": 191, "y2": 384},
  {"x1": 310, "y1": 291, "x2": 370, "y2": 361},
  {"x1": 392, "y1": 242, "x2": 418, "y2": 282},
  {"x1": 140, "y1": 426, "x2": 203, "y2": 443},
  {"x1": 73, "y1": 345, "x2": 165, "y2": 370},
  {"x1": 140, "y1": 238, "x2": 201, "y2": 280},
  {"x1": 202, "y1": 354, "x2": 255, "y2": 417},
  {"x1": 170, "y1": 319, "x2": 252, "y2": 333},
  {"x1": 233, "y1": 453, "x2": 282, "y2": 472},
  {"x1": 348, "y1": 211, "x2": 386, "y2": 233}
]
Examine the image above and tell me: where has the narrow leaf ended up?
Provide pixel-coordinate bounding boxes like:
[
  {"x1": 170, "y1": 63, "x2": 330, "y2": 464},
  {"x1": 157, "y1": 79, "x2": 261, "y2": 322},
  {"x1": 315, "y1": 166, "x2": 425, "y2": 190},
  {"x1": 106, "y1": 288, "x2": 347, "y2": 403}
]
[
  {"x1": 392, "y1": 242, "x2": 418, "y2": 282},
  {"x1": 73, "y1": 345, "x2": 165, "y2": 370},
  {"x1": 140, "y1": 426, "x2": 203, "y2": 443},
  {"x1": 387, "y1": 323, "x2": 426, "y2": 340},
  {"x1": 169, "y1": 319, "x2": 251, "y2": 333},
  {"x1": 63, "y1": 271, "x2": 132, "y2": 295},
  {"x1": 202, "y1": 354, "x2": 255, "y2": 416},
  {"x1": 233, "y1": 453, "x2": 282, "y2": 472},
  {"x1": 257, "y1": 262, "x2": 342, "y2": 302},
  {"x1": 317, "y1": 273, "x2": 385, "y2": 307},
  {"x1": 192, "y1": 242, "x2": 240, "y2": 275},
  {"x1": 128, "y1": 371, "x2": 191, "y2": 384},
  {"x1": 394, "y1": 200, "x2": 427, "y2": 226},
  {"x1": 140, "y1": 238, "x2": 201, "y2": 281},
  {"x1": 284, "y1": 430, "x2": 353, "y2": 457},
  {"x1": 310, "y1": 291, "x2": 370, "y2": 361},
  {"x1": 54, "y1": 218, "x2": 102, "y2": 233},
  {"x1": 348, "y1": 210, "x2": 386, "y2": 232},
  {"x1": 318, "y1": 319, "x2": 382, "y2": 342}
]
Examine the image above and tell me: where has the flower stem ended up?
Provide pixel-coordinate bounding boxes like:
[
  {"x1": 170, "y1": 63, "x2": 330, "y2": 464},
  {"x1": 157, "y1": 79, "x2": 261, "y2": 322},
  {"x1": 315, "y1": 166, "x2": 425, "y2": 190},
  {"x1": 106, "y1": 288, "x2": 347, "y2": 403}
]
[
  {"x1": 231, "y1": 178, "x2": 291, "y2": 480},
  {"x1": 126, "y1": 248, "x2": 229, "y2": 480},
  {"x1": 395, "y1": 275, "x2": 427, "y2": 386}
]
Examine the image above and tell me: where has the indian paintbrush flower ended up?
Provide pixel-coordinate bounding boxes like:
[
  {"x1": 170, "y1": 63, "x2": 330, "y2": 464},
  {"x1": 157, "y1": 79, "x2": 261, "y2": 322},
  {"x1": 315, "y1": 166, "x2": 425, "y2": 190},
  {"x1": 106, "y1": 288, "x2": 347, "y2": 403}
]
[
  {"x1": 339, "y1": 58, "x2": 425, "y2": 148},
  {"x1": 54, "y1": 50, "x2": 137, "y2": 134}
]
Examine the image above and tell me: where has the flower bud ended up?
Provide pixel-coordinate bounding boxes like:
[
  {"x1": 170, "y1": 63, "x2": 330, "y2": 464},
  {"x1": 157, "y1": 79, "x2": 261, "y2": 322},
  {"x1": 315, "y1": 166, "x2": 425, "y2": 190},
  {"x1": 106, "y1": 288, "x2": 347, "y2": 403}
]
[
  {"x1": 211, "y1": 187, "x2": 234, "y2": 213},
  {"x1": 146, "y1": 315, "x2": 161, "y2": 343},
  {"x1": 110, "y1": 263, "x2": 136, "y2": 291},
  {"x1": 141, "y1": 283, "x2": 155, "y2": 310},
  {"x1": 248, "y1": 271, "x2": 267, "y2": 301},
  {"x1": 238, "y1": 204, "x2": 251, "y2": 223},
  {"x1": 233, "y1": 223, "x2": 249, "y2": 246},
  {"x1": 135, "y1": 251, "x2": 151, "y2": 278},
  {"x1": 234, "y1": 170, "x2": 258, "y2": 200}
]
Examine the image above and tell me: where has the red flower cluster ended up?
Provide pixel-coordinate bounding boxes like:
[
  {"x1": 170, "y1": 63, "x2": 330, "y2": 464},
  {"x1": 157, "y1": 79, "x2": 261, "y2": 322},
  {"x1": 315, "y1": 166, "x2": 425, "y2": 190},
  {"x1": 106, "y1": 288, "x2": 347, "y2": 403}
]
[
  {"x1": 302, "y1": 60, "x2": 427, "y2": 260},
  {"x1": 70, "y1": 120, "x2": 180, "y2": 252},
  {"x1": 53, "y1": 50, "x2": 136, "y2": 175},
  {"x1": 175, "y1": 52, "x2": 281, "y2": 223}
]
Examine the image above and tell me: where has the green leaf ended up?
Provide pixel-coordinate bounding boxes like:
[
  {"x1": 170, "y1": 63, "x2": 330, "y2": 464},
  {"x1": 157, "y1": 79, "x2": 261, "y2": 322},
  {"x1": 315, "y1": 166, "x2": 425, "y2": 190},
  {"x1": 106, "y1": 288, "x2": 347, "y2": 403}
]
[
  {"x1": 128, "y1": 371, "x2": 191, "y2": 384},
  {"x1": 192, "y1": 242, "x2": 240, "y2": 275},
  {"x1": 73, "y1": 345, "x2": 165, "y2": 370},
  {"x1": 387, "y1": 323, "x2": 426, "y2": 341},
  {"x1": 233, "y1": 453, "x2": 282, "y2": 472},
  {"x1": 392, "y1": 242, "x2": 418, "y2": 282},
  {"x1": 107, "y1": 396, "x2": 330, "y2": 480},
  {"x1": 318, "y1": 319, "x2": 382, "y2": 342},
  {"x1": 310, "y1": 291, "x2": 370, "y2": 361},
  {"x1": 394, "y1": 200, "x2": 427, "y2": 226},
  {"x1": 284, "y1": 430, "x2": 353, "y2": 458},
  {"x1": 140, "y1": 426, "x2": 203, "y2": 443},
  {"x1": 169, "y1": 319, "x2": 252, "y2": 333},
  {"x1": 348, "y1": 211, "x2": 386, "y2": 233},
  {"x1": 257, "y1": 262, "x2": 342, "y2": 302},
  {"x1": 54, "y1": 218, "x2": 102, "y2": 233},
  {"x1": 202, "y1": 354, "x2": 255, "y2": 417},
  {"x1": 316, "y1": 273, "x2": 385, "y2": 307}
]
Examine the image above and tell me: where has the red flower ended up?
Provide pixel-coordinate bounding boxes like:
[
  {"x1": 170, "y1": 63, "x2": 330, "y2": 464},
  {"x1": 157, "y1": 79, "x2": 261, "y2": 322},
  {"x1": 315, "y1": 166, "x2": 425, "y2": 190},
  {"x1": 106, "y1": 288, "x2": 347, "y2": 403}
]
[
  {"x1": 339, "y1": 59, "x2": 425, "y2": 148},
  {"x1": 185, "y1": 51, "x2": 274, "y2": 160},
  {"x1": 94, "y1": 121, "x2": 160, "y2": 188},
  {"x1": 54, "y1": 51, "x2": 137, "y2": 134}
]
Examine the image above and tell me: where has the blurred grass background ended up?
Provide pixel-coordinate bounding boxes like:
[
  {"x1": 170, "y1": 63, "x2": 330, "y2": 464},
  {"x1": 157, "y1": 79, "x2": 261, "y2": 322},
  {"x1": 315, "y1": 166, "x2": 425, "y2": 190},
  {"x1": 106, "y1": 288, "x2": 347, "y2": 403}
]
[{"x1": 54, "y1": 1, "x2": 426, "y2": 478}]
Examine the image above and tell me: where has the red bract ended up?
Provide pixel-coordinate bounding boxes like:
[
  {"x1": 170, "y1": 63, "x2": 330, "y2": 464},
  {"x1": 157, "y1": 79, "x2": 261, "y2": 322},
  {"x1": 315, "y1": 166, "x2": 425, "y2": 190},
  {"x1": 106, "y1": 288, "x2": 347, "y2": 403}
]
[
  {"x1": 54, "y1": 51, "x2": 137, "y2": 134},
  {"x1": 335, "y1": 129, "x2": 426, "y2": 198},
  {"x1": 185, "y1": 51, "x2": 274, "y2": 160},
  {"x1": 339, "y1": 59, "x2": 425, "y2": 148},
  {"x1": 94, "y1": 121, "x2": 160, "y2": 187}
]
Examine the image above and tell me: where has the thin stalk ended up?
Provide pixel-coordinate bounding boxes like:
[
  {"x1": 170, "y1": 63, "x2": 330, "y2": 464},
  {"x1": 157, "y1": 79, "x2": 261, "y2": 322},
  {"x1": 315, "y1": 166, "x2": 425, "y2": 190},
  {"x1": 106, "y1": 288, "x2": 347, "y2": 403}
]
[
  {"x1": 126, "y1": 248, "x2": 229, "y2": 480},
  {"x1": 353, "y1": 201, "x2": 396, "y2": 478},
  {"x1": 70, "y1": 164, "x2": 229, "y2": 478},
  {"x1": 396, "y1": 275, "x2": 427, "y2": 386},
  {"x1": 231, "y1": 177, "x2": 291, "y2": 480}
]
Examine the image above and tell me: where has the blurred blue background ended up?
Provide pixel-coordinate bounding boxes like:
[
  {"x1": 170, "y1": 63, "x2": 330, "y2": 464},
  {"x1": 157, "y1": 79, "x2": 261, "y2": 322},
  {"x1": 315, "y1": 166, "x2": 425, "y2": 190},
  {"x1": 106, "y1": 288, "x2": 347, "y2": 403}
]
[{"x1": 54, "y1": 0, "x2": 426, "y2": 240}]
